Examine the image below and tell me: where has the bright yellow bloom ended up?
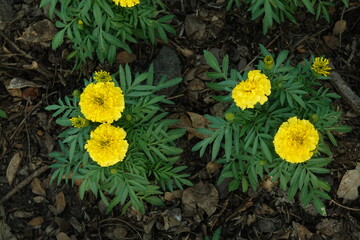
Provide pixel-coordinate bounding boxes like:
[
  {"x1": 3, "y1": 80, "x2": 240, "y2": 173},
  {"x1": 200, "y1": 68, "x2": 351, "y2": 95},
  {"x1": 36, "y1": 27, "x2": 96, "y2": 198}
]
[
  {"x1": 85, "y1": 124, "x2": 128, "y2": 167},
  {"x1": 273, "y1": 117, "x2": 319, "y2": 163},
  {"x1": 232, "y1": 70, "x2": 271, "y2": 110},
  {"x1": 263, "y1": 56, "x2": 274, "y2": 70},
  {"x1": 79, "y1": 82, "x2": 125, "y2": 123},
  {"x1": 70, "y1": 116, "x2": 89, "y2": 128},
  {"x1": 93, "y1": 70, "x2": 112, "y2": 82},
  {"x1": 112, "y1": 0, "x2": 140, "y2": 7},
  {"x1": 311, "y1": 57, "x2": 331, "y2": 77}
]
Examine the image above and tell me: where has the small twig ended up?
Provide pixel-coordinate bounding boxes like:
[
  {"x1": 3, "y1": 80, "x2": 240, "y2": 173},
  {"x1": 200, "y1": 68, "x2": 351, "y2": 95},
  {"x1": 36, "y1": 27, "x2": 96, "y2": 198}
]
[
  {"x1": 329, "y1": 63, "x2": 360, "y2": 113},
  {"x1": 99, "y1": 218, "x2": 143, "y2": 240},
  {"x1": 240, "y1": 34, "x2": 280, "y2": 73},
  {"x1": 330, "y1": 199, "x2": 360, "y2": 212},
  {"x1": 10, "y1": 99, "x2": 43, "y2": 140},
  {"x1": 0, "y1": 165, "x2": 49, "y2": 203},
  {"x1": 292, "y1": 27, "x2": 329, "y2": 50},
  {"x1": 0, "y1": 30, "x2": 32, "y2": 60},
  {"x1": 24, "y1": 99, "x2": 32, "y2": 163}
]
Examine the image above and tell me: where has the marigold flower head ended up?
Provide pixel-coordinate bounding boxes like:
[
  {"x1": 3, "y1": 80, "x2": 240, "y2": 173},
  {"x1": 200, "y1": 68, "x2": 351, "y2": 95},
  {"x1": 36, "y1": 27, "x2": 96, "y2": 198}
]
[
  {"x1": 113, "y1": 0, "x2": 140, "y2": 7},
  {"x1": 263, "y1": 55, "x2": 274, "y2": 70},
  {"x1": 93, "y1": 70, "x2": 112, "y2": 82},
  {"x1": 70, "y1": 116, "x2": 89, "y2": 128},
  {"x1": 273, "y1": 117, "x2": 319, "y2": 163},
  {"x1": 311, "y1": 57, "x2": 331, "y2": 77},
  {"x1": 85, "y1": 124, "x2": 128, "y2": 167},
  {"x1": 79, "y1": 82, "x2": 125, "y2": 123},
  {"x1": 232, "y1": 70, "x2": 271, "y2": 110}
]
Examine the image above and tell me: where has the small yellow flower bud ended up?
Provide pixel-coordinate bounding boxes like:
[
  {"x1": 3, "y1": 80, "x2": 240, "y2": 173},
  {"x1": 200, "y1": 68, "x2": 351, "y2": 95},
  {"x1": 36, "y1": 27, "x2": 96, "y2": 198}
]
[
  {"x1": 72, "y1": 90, "x2": 81, "y2": 99},
  {"x1": 310, "y1": 114, "x2": 319, "y2": 122},
  {"x1": 78, "y1": 20, "x2": 84, "y2": 30},
  {"x1": 125, "y1": 114, "x2": 132, "y2": 121},
  {"x1": 110, "y1": 168, "x2": 118, "y2": 174},
  {"x1": 264, "y1": 56, "x2": 274, "y2": 70},
  {"x1": 224, "y1": 112, "x2": 235, "y2": 122},
  {"x1": 259, "y1": 160, "x2": 266, "y2": 166},
  {"x1": 70, "y1": 116, "x2": 89, "y2": 128}
]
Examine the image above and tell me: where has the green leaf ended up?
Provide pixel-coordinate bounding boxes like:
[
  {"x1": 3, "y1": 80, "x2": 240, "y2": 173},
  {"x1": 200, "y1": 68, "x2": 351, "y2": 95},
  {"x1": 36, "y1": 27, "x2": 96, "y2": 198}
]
[
  {"x1": 93, "y1": 2, "x2": 103, "y2": 27},
  {"x1": 204, "y1": 50, "x2": 221, "y2": 73},
  {"x1": 275, "y1": 50, "x2": 289, "y2": 68},
  {"x1": 144, "y1": 196, "x2": 165, "y2": 206},
  {"x1": 313, "y1": 196, "x2": 327, "y2": 216},
  {"x1": 212, "y1": 131, "x2": 224, "y2": 161},
  {"x1": 301, "y1": 0, "x2": 315, "y2": 14},
  {"x1": 52, "y1": 28, "x2": 66, "y2": 49},
  {"x1": 260, "y1": 138, "x2": 272, "y2": 161},
  {"x1": 0, "y1": 109, "x2": 8, "y2": 118}
]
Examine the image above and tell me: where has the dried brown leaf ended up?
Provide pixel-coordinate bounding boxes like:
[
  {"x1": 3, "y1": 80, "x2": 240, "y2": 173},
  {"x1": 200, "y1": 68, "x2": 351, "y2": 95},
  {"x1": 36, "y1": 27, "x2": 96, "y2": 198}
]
[
  {"x1": 182, "y1": 182, "x2": 219, "y2": 216},
  {"x1": 323, "y1": 35, "x2": 340, "y2": 50},
  {"x1": 16, "y1": 19, "x2": 57, "y2": 43},
  {"x1": 337, "y1": 163, "x2": 360, "y2": 201},
  {"x1": 6, "y1": 152, "x2": 23, "y2": 185},
  {"x1": 115, "y1": 51, "x2": 137, "y2": 64},
  {"x1": 55, "y1": 192, "x2": 66, "y2": 215},
  {"x1": 27, "y1": 216, "x2": 44, "y2": 228},
  {"x1": 31, "y1": 178, "x2": 46, "y2": 196},
  {"x1": 333, "y1": 20, "x2": 346, "y2": 35},
  {"x1": 56, "y1": 232, "x2": 71, "y2": 240},
  {"x1": 187, "y1": 79, "x2": 205, "y2": 91},
  {"x1": 293, "y1": 221, "x2": 313, "y2": 240}
]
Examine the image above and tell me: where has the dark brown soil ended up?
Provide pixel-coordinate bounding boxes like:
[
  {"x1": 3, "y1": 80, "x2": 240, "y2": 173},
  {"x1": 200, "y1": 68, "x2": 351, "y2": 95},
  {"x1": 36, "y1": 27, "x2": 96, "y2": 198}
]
[{"x1": 1, "y1": 0, "x2": 360, "y2": 239}]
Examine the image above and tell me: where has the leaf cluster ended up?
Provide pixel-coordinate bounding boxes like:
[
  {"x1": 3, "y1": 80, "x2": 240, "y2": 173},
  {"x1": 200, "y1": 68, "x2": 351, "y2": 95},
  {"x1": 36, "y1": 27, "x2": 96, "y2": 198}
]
[
  {"x1": 192, "y1": 46, "x2": 351, "y2": 215},
  {"x1": 46, "y1": 64, "x2": 191, "y2": 214},
  {"x1": 40, "y1": 0, "x2": 175, "y2": 68},
  {"x1": 227, "y1": 0, "x2": 349, "y2": 34}
]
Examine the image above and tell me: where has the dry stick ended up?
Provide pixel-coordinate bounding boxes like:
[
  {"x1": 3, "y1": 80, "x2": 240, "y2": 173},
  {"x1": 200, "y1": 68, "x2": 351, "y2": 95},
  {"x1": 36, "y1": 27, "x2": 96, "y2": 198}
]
[
  {"x1": 330, "y1": 199, "x2": 360, "y2": 212},
  {"x1": 329, "y1": 63, "x2": 360, "y2": 113},
  {"x1": 0, "y1": 30, "x2": 32, "y2": 59},
  {"x1": 10, "y1": 99, "x2": 43, "y2": 140},
  {"x1": 240, "y1": 34, "x2": 280, "y2": 73},
  {"x1": 0, "y1": 165, "x2": 49, "y2": 203}
]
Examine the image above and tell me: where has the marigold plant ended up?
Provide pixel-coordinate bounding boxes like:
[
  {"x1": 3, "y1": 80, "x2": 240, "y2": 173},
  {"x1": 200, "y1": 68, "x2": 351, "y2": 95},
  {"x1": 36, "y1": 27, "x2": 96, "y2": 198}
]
[
  {"x1": 40, "y1": 0, "x2": 174, "y2": 68},
  {"x1": 192, "y1": 47, "x2": 351, "y2": 216},
  {"x1": 46, "y1": 64, "x2": 191, "y2": 214}
]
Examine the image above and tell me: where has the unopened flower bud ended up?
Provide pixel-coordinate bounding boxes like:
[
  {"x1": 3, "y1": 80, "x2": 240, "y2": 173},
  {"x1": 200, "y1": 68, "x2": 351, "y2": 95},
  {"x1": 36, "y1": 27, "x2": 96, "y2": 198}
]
[
  {"x1": 72, "y1": 90, "x2": 81, "y2": 99},
  {"x1": 310, "y1": 114, "x2": 319, "y2": 122},
  {"x1": 224, "y1": 112, "x2": 235, "y2": 122},
  {"x1": 264, "y1": 55, "x2": 274, "y2": 70},
  {"x1": 78, "y1": 20, "x2": 84, "y2": 30}
]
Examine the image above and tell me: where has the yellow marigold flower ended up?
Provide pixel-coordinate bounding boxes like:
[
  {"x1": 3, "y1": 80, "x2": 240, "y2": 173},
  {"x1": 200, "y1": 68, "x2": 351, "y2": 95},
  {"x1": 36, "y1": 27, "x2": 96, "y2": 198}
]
[
  {"x1": 93, "y1": 70, "x2": 112, "y2": 82},
  {"x1": 311, "y1": 57, "x2": 331, "y2": 77},
  {"x1": 79, "y1": 82, "x2": 125, "y2": 123},
  {"x1": 263, "y1": 55, "x2": 274, "y2": 70},
  {"x1": 112, "y1": 0, "x2": 140, "y2": 7},
  {"x1": 70, "y1": 116, "x2": 89, "y2": 128},
  {"x1": 232, "y1": 70, "x2": 271, "y2": 110},
  {"x1": 273, "y1": 117, "x2": 319, "y2": 163},
  {"x1": 85, "y1": 124, "x2": 128, "y2": 167}
]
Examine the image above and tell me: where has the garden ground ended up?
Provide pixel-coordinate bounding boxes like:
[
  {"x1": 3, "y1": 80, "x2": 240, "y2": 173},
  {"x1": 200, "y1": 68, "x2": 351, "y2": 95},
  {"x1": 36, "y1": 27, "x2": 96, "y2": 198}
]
[{"x1": 1, "y1": 0, "x2": 360, "y2": 239}]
